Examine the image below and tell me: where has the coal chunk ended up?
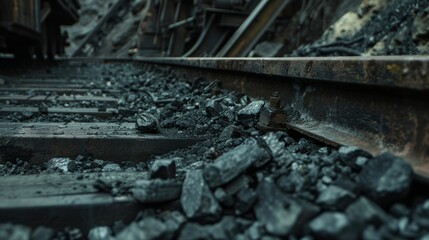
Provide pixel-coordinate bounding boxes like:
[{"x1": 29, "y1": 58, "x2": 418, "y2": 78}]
[
  {"x1": 149, "y1": 159, "x2": 176, "y2": 179},
  {"x1": 214, "y1": 188, "x2": 234, "y2": 207},
  {"x1": 203, "y1": 144, "x2": 270, "y2": 187},
  {"x1": 131, "y1": 179, "x2": 182, "y2": 203},
  {"x1": 205, "y1": 100, "x2": 223, "y2": 117},
  {"x1": 254, "y1": 180, "x2": 319, "y2": 236},
  {"x1": 309, "y1": 212, "x2": 356, "y2": 240},
  {"x1": 88, "y1": 226, "x2": 113, "y2": 240},
  {"x1": 316, "y1": 185, "x2": 356, "y2": 210},
  {"x1": 46, "y1": 158, "x2": 76, "y2": 173},
  {"x1": 157, "y1": 211, "x2": 186, "y2": 239},
  {"x1": 0, "y1": 224, "x2": 31, "y2": 240},
  {"x1": 237, "y1": 101, "x2": 265, "y2": 127},
  {"x1": 178, "y1": 216, "x2": 251, "y2": 240},
  {"x1": 116, "y1": 217, "x2": 167, "y2": 240},
  {"x1": 358, "y1": 153, "x2": 413, "y2": 204},
  {"x1": 31, "y1": 226, "x2": 55, "y2": 240},
  {"x1": 339, "y1": 146, "x2": 372, "y2": 162},
  {"x1": 346, "y1": 197, "x2": 391, "y2": 226},
  {"x1": 181, "y1": 170, "x2": 221, "y2": 222},
  {"x1": 136, "y1": 113, "x2": 159, "y2": 133},
  {"x1": 235, "y1": 187, "x2": 257, "y2": 215},
  {"x1": 277, "y1": 171, "x2": 308, "y2": 193},
  {"x1": 238, "y1": 101, "x2": 265, "y2": 119},
  {"x1": 102, "y1": 163, "x2": 121, "y2": 172},
  {"x1": 218, "y1": 125, "x2": 241, "y2": 141}
]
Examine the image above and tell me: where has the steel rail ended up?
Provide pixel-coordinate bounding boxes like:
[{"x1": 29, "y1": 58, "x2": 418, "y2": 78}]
[{"x1": 131, "y1": 56, "x2": 429, "y2": 179}]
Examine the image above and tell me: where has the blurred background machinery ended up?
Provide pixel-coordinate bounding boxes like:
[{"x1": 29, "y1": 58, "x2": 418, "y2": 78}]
[
  {"x1": 0, "y1": 0, "x2": 80, "y2": 59},
  {"x1": 72, "y1": 0, "x2": 299, "y2": 57},
  {"x1": 70, "y1": 0, "x2": 360, "y2": 58}
]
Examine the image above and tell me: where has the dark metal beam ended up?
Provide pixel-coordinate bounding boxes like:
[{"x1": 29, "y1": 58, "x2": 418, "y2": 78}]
[
  {"x1": 216, "y1": 0, "x2": 290, "y2": 57},
  {"x1": 135, "y1": 56, "x2": 429, "y2": 178}
]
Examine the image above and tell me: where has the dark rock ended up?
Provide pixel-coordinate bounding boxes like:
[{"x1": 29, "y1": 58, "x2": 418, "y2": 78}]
[
  {"x1": 358, "y1": 153, "x2": 413, "y2": 204},
  {"x1": 338, "y1": 146, "x2": 372, "y2": 162},
  {"x1": 0, "y1": 224, "x2": 31, "y2": 240},
  {"x1": 420, "y1": 234, "x2": 429, "y2": 240},
  {"x1": 203, "y1": 144, "x2": 270, "y2": 188},
  {"x1": 262, "y1": 132, "x2": 289, "y2": 164},
  {"x1": 235, "y1": 187, "x2": 257, "y2": 215},
  {"x1": 243, "y1": 222, "x2": 265, "y2": 240},
  {"x1": 398, "y1": 217, "x2": 420, "y2": 238},
  {"x1": 205, "y1": 100, "x2": 223, "y2": 117},
  {"x1": 355, "y1": 156, "x2": 369, "y2": 166},
  {"x1": 223, "y1": 175, "x2": 251, "y2": 196},
  {"x1": 88, "y1": 226, "x2": 113, "y2": 240},
  {"x1": 150, "y1": 159, "x2": 176, "y2": 179},
  {"x1": 332, "y1": 177, "x2": 360, "y2": 195},
  {"x1": 131, "y1": 179, "x2": 182, "y2": 203},
  {"x1": 178, "y1": 223, "x2": 209, "y2": 240},
  {"x1": 346, "y1": 197, "x2": 391, "y2": 226},
  {"x1": 112, "y1": 221, "x2": 127, "y2": 235},
  {"x1": 390, "y1": 204, "x2": 410, "y2": 217},
  {"x1": 277, "y1": 171, "x2": 308, "y2": 193},
  {"x1": 158, "y1": 211, "x2": 186, "y2": 239},
  {"x1": 20, "y1": 111, "x2": 34, "y2": 120},
  {"x1": 181, "y1": 170, "x2": 221, "y2": 222},
  {"x1": 316, "y1": 185, "x2": 356, "y2": 210},
  {"x1": 237, "y1": 101, "x2": 265, "y2": 124},
  {"x1": 412, "y1": 7, "x2": 429, "y2": 42},
  {"x1": 46, "y1": 158, "x2": 76, "y2": 173},
  {"x1": 116, "y1": 217, "x2": 167, "y2": 240},
  {"x1": 178, "y1": 216, "x2": 251, "y2": 240},
  {"x1": 254, "y1": 180, "x2": 319, "y2": 236},
  {"x1": 309, "y1": 212, "x2": 356, "y2": 240},
  {"x1": 102, "y1": 163, "x2": 121, "y2": 172},
  {"x1": 218, "y1": 125, "x2": 241, "y2": 141},
  {"x1": 136, "y1": 113, "x2": 159, "y2": 133},
  {"x1": 362, "y1": 225, "x2": 381, "y2": 240},
  {"x1": 31, "y1": 226, "x2": 55, "y2": 240},
  {"x1": 214, "y1": 188, "x2": 234, "y2": 207}
]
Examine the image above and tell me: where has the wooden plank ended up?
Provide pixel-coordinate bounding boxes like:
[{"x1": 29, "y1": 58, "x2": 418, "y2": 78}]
[
  {"x1": 0, "y1": 95, "x2": 118, "y2": 105},
  {"x1": 0, "y1": 106, "x2": 121, "y2": 118},
  {"x1": 6, "y1": 78, "x2": 89, "y2": 84},
  {"x1": 0, "y1": 122, "x2": 202, "y2": 163},
  {"x1": 0, "y1": 87, "x2": 120, "y2": 94},
  {"x1": 5, "y1": 83, "x2": 92, "y2": 89},
  {"x1": 0, "y1": 172, "x2": 145, "y2": 231},
  {"x1": 0, "y1": 172, "x2": 147, "y2": 198}
]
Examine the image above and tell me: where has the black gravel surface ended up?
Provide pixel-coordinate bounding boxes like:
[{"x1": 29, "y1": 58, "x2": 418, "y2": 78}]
[{"x1": 1, "y1": 62, "x2": 429, "y2": 239}]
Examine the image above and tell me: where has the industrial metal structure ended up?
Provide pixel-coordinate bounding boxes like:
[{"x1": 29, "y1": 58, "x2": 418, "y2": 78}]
[{"x1": 0, "y1": 0, "x2": 79, "y2": 59}]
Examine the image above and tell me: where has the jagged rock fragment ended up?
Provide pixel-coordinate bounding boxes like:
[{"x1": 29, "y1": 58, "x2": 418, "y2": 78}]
[
  {"x1": 181, "y1": 170, "x2": 221, "y2": 222},
  {"x1": 136, "y1": 113, "x2": 159, "y2": 133},
  {"x1": 358, "y1": 153, "x2": 413, "y2": 204},
  {"x1": 316, "y1": 185, "x2": 356, "y2": 210},
  {"x1": 149, "y1": 159, "x2": 176, "y2": 179},
  {"x1": 203, "y1": 144, "x2": 270, "y2": 187},
  {"x1": 46, "y1": 158, "x2": 76, "y2": 173},
  {"x1": 309, "y1": 212, "x2": 356, "y2": 240},
  {"x1": 254, "y1": 180, "x2": 319, "y2": 236}
]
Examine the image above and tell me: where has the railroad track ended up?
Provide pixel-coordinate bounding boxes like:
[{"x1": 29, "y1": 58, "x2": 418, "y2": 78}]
[{"x1": 0, "y1": 57, "x2": 428, "y2": 239}]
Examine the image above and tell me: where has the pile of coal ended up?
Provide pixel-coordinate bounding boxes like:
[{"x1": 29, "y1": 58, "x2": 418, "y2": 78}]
[{"x1": 76, "y1": 132, "x2": 428, "y2": 239}]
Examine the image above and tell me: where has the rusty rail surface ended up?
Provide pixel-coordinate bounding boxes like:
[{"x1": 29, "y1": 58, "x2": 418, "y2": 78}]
[{"x1": 128, "y1": 56, "x2": 429, "y2": 179}]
